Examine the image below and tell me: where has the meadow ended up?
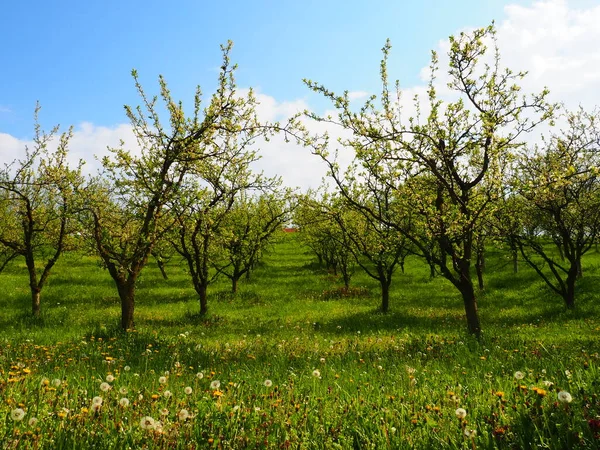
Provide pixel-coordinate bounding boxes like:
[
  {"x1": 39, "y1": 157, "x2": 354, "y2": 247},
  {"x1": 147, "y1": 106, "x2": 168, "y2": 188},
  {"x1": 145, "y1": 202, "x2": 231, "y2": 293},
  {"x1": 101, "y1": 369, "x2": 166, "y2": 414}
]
[{"x1": 0, "y1": 233, "x2": 599, "y2": 449}]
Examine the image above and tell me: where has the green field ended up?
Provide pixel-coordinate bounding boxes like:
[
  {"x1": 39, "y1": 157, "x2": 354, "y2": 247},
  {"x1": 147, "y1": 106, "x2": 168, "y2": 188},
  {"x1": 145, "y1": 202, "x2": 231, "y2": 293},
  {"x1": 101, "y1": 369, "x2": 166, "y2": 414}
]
[{"x1": 1, "y1": 233, "x2": 599, "y2": 449}]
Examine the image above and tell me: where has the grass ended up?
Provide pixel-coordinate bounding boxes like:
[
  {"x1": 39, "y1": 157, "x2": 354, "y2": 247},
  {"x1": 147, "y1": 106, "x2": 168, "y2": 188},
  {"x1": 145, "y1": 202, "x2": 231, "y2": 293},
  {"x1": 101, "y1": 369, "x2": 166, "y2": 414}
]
[{"x1": 0, "y1": 233, "x2": 599, "y2": 449}]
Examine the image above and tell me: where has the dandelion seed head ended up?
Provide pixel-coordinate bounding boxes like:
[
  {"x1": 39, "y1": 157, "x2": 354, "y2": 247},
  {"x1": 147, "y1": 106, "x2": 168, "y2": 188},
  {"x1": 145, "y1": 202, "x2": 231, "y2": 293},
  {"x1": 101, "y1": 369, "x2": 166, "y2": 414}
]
[
  {"x1": 10, "y1": 408, "x2": 26, "y2": 421},
  {"x1": 196, "y1": 372, "x2": 204, "y2": 379},
  {"x1": 514, "y1": 371, "x2": 524, "y2": 380},
  {"x1": 28, "y1": 417, "x2": 38, "y2": 427},
  {"x1": 264, "y1": 379, "x2": 273, "y2": 387},
  {"x1": 92, "y1": 396, "x2": 103, "y2": 405},
  {"x1": 558, "y1": 391, "x2": 573, "y2": 403},
  {"x1": 99, "y1": 382, "x2": 111, "y2": 392},
  {"x1": 178, "y1": 409, "x2": 190, "y2": 421},
  {"x1": 455, "y1": 408, "x2": 467, "y2": 419},
  {"x1": 140, "y1": 416, "x2": 156, "y2": 430},
  {"x1": 159, "y1": 376, "x2": 167, "y2": 384},
  {"x1": 119, "y1": 398, "x2": 130, "y2": 407},
  {"x1": 106, "y1": 374, "x2": 115, "y2": 382},
  {"x1": 184, "y1": 386, "x2": 193, "y2": 395},
  {"x1": 210, "y1": 380, "x2": 221, "y2": 390},
  {"x1": 312, "y1": 369, "x2": 321, "y2": 378},
  {"x1": 163, "y1": 390, "x2": 172, "y2": 398}
]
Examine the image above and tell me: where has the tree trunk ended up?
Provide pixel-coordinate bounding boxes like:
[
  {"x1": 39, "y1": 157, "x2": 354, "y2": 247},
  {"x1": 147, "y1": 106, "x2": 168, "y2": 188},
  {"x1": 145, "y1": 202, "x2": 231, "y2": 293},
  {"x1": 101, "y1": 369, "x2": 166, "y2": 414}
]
[
  {"x1": 565, "y1": 270, "x2": 577, "y2": 309},
  {"x1": 576, "y1": 258, "x2": 583, "y2": 280},
  {"x1": 459, "y1": 278, "x2": 481, "y2": 337},
  {"x1": 117, "y1": 281, "x2": 136, "y2": 330},
  {"x1": 476, "y1": 251, "x2": 485, "y2": 291},
  {"x1": 198, "y1": 283, "x2": 208, "y2": 315},
  {"x1": 380, "y1": 280, "x2": 390, "y2": 313},
  {"x1": 26, "y1": 254, "x2": 41, "y2": 316},
  {"x1": 157, "y1": 259, "x2": 168, "y2": 280},
  {"x1": 31, "y1": 288, "x2": 41, "y2": 317},
  {"x1": 232, "y1": 277, "x2": 238, "y2": 294},
  {"x1": 512, "y1": 248, "x2": 518, "y2": 273},
  {"x1": 429, "y1": 261, "x2": 436, "y2": 279}
]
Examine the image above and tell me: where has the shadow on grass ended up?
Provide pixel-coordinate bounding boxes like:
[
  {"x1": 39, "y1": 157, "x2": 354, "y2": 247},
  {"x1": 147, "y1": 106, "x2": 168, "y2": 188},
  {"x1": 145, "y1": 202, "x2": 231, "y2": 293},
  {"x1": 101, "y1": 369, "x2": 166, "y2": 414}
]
[{"x1": 316, "y1": 307, "x2": 456, "y2": 335}]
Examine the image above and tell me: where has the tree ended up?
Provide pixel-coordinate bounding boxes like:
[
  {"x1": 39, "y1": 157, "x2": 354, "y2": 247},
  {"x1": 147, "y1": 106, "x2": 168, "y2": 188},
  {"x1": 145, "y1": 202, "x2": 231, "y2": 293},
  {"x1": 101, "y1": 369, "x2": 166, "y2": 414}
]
[
  {"x1": 82, "y1": 42, "x2": 294, "y2": 329},
  {"x1": 511, "y1": 108, "x2": 600, "y2": 308},
  {"x1": 215, "y1": 191, "x2": 291, "y2": 293},
  {"x1": 169, "y1": 120, "x2": 280, "y2": 315},
  {"x1": 295, "y1": 192, "x2": 356, "y2": 288},
  {"x1": 0, "y1": 105, "x2": 83, "y2": 316},
  {"x1": 304, "y1": 25, "x2": 554, "y2": 336}
]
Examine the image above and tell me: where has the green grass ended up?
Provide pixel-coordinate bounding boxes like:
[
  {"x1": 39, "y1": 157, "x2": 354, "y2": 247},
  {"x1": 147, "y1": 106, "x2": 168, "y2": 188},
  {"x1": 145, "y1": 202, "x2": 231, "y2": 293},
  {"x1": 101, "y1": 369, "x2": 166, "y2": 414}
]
[{"x1": 1, "y1": 233, "x2": 599, "y2": 449}]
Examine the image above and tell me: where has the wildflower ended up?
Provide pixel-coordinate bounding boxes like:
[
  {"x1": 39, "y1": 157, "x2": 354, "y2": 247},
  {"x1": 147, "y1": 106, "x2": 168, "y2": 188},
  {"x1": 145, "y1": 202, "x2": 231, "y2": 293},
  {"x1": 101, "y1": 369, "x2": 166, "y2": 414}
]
[
  {"x1": 210, "y1": 380, "x2": 221, "y2": 390},
  {"x1": 124, "y1": 365, "x2": 131, "y2": 371},
  {"x1": 557, "y1": 391, "x2": 573, "y2": 403},
  {"x1": 28, "y1": 417, "x2": 38, "y2": 427},
  {"x1": 264, "y1": 379, "x2": 273, "y2": 387},
  {"x1": 92, "y1": 396, "x2": 103, "y2": 406},
  {"x1": 233, "y1": 405, "x2": 240, "y2": 412},
  {"x1": 11, "y1": 408, "x2": 26, "y2": 421},
  {"x1": 464, "y1": 428, "x2": 477, "y2": 438},
  {"x1": 196, "y1": 372, "x2": 204, "y2": 379},
  {"x1": 514, "y1": 371, "x2": 524, "y2": 380},
  {"x1": 184, "y1": 386, "x2": 193, "y2": 395},
  {"x1": 178, "y1": 409, "x2": 190, "y2": 421},
  {"x1": 534, "y1": 388, "x2": 547, "y2": 397},
  {"x1": 119, "y1": 398, "x2": 130, "y2": 407},
  {"x1": 91, "y1": 403, "x2": 101, "y2": 412},
  {"x1": 52, "y1": 378, "x2": 61, "y2": 387},
  {"x1": 40, "y1": 378, "x2": 50, "y2": 387},
  {"x1": 119, "y1": 386, "x2": 128, "y2": 395},
  {"x1": 159, "y1": 376, "x2": 167, "y2": 384},
  {"x1": 565, "y1": 370, "x2": 572, "y2": 379},
  {"x1": 140, "y1": 416, "x2": 156, "y2": 430},
  {"x1": 163, "y1": 390, "x2": 172, "y2": 398},
  {"x1": 320, "y1": 358, "x2": 326, "y2": 363},
  {"x1": 160, "y1": 408, "x2": 169, "y2": 416},
  {"x1": 100, "y1": 382, "x2": 111, "y2": 392},
  {"x1": 494, "y1": 391, "x2": 504, "y2": 398},
  {"x1": 455, "y1": 408, "x2": 467, "y2": 419},
  {"x1": 106, "y1": 374, "x2": 115, "y2": 382},
  {"x1": 543, "y1": 380, "x2": 554, "y2": 387},
  {"x1": 312, "y1": 369, "x2": 321, "y2": 378}
]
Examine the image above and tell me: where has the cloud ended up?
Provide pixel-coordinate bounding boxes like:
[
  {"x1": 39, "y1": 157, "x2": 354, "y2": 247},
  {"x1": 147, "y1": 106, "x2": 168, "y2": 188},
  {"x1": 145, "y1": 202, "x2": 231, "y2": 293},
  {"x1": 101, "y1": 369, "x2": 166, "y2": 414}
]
[
  {"x1": 347, "y1": 91, "x2": 370, "y2": 101},
  {"x1": 0, "y1": 106, "x2": 11, "y2": 114}
]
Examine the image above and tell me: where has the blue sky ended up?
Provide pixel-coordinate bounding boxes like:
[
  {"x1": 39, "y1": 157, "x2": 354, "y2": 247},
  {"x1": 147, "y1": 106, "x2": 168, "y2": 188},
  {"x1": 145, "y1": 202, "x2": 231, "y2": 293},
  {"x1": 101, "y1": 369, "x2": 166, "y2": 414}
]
[
  {"x1": 1, "y1": 0, "x2": 528, "y2": 138},
  {"x1": 2, "y1": 0, "x2": 600, "y2": 190}
]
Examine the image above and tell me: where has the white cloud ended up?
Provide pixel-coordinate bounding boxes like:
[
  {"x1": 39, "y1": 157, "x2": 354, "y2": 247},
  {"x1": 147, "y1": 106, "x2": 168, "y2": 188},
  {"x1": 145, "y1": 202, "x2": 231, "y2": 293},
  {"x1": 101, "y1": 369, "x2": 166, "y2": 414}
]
[{"x1": 347, "y1": 91, "x2": 370, "y2": 101}]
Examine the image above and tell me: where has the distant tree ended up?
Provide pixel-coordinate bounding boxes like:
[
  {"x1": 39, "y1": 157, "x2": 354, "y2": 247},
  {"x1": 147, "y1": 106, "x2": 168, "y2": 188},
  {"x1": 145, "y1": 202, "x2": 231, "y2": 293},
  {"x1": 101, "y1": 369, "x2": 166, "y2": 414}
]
[
  {"x1": 0, "y1": 105, "x2": 83, "y2": 316},
  {"x1": 512, "y1": 108, "x2": 600, "y2": 308},
  {"x1": 295, "y1": 192, "x2": 356, "y2": 288},
  {"x1": 215, "y1": 191, "x2": 292, "y2": 293},
  {"x1": 304, "y1": 25, "x2": 554, "y2": 337}
]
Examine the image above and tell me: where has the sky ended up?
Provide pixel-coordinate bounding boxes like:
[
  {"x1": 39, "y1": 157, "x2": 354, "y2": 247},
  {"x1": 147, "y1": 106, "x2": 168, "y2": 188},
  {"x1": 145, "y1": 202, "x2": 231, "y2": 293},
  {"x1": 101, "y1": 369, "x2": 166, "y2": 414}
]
[{"x1": 1, "y1": 0, "x2": 600, "y2": 190}]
